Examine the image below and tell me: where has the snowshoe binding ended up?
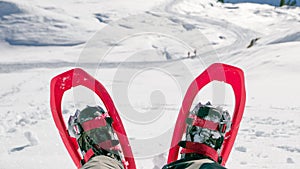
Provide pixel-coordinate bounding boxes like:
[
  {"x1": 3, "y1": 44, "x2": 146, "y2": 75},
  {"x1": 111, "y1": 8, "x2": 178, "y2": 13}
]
[
  {"x1": 68, "y1": 106, "x2": 123, "y2": 165},
  {"x1": 179, "y1": 102, "x2": 231, "y2": 164}
]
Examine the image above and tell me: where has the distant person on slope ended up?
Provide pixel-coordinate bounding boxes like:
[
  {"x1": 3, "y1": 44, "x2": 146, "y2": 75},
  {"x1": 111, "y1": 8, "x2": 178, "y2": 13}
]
[{"x1": 68, "y1": 102, "x2": 231, "y2": 169}]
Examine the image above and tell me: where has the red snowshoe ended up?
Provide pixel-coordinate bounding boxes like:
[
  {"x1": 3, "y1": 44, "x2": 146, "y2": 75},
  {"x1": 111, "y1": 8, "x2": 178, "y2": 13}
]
[
  {"x1": 167, "y1": 63, "x2": 246, "y2": 166},
  {"x1": 50, "y1": 68, "x2": 136, "y2": 169}
]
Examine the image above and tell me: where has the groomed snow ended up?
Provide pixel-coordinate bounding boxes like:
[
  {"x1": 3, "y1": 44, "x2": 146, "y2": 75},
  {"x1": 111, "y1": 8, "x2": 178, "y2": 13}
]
[{"x1": 0, "y1": 0, "x2": 300, "y2": 169}]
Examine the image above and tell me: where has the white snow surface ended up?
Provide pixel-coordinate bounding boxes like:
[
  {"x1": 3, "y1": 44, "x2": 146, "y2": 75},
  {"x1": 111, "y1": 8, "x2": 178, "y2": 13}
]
[{"x1": 0, "y1": 0, "x2": 300, "y2": 169}]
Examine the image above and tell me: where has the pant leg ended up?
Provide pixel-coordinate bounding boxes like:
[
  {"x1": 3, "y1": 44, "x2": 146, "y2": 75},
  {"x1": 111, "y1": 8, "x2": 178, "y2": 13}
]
[
  {"x1": 162, "y1": 158, "x2": 217, "y2": 169},
  {"x1": 81, "y1": 155, "x2": 124, "y2": 169}
]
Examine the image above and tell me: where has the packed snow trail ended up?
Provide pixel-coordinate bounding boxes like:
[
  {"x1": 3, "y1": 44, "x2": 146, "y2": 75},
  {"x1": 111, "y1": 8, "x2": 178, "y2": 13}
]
[{"x1": 164, "y1": 0, "x2": 260, "y2": 57}]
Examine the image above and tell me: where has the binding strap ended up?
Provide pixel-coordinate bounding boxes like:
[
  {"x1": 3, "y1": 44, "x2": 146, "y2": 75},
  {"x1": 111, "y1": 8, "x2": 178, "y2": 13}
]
[
  {"x1": 81, "y1": 115, "x2": 108, "y2": 132},
  {"x1": 80, "y1": 114, "x2": 120, "y2": 164},
  {"x1": 179, "y1": 141, "x2": 220, "y2": 162},
  {"x1": 84, "y1": 148, "x2": 95, "y2": 162},
  {"x1": 187, "y1": 114, "x2": 227, "y2": 133},
  {"x1": 187, "y1": 114, "x2": 219, "y2": 131}
]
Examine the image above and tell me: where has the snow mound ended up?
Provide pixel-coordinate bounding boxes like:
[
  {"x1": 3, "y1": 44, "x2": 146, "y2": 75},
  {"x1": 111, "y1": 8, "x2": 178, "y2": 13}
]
[
  {"x1": 256, "y1": 30, "x2": 300, "y2": 46},
  {"x1": 286, "y1": 157, "x2": 294, "y2": 164},
  {"x1": 0, "y1": 1, "x2": 23, "y2": 17},
  {"x1": 268, "y1": 31, "x2": 300, "y2": 44},
  {"x1": 0, "y1": 1, "x2": 89, "y2": 46},
  {"x1": 224, "y1": 0, "x2": 300, "y2": 7}
]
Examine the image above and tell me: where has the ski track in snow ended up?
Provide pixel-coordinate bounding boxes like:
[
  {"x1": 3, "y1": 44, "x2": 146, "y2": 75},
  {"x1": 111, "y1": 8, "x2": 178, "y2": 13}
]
[
  {"x1": 164, "y1": 0, "x2": 260, "y2": 56},
  {"x1": 0, "y1": 58, "x2": 191, "y2": 73},
  {"x1": 0, "y1": 0, "x2": 300, "y2": 169}
]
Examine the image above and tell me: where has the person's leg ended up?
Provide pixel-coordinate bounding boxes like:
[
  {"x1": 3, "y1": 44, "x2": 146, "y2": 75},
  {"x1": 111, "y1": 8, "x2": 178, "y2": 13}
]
[
  {"x1": 162, "y1": 158, "x2": 214, "y2": 169},
  {"x1": 81, "y1": 155, "x2": 124, "y2": 169}
]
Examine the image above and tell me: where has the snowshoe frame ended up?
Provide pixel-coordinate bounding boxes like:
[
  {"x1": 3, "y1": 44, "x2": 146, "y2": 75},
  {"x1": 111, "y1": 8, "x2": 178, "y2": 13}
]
[
  {"x1": 50, "y1": 68, "x2": 136, "y2": 169},
  {"x1": 167, "y1": 63, "x2": 246, "y2": 166}
]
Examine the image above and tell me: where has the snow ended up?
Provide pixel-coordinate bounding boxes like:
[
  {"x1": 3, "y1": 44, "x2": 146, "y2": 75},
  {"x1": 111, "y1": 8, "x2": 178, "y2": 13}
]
[{"x1": 0, "y1": 0, "x2": 300, "y2": 169}]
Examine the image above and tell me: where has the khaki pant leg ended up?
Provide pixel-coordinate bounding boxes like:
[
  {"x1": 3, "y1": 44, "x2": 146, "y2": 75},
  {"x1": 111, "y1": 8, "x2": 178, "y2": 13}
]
[{"x1": 81, "y1": 155, "x2": 124, "y2": 169}]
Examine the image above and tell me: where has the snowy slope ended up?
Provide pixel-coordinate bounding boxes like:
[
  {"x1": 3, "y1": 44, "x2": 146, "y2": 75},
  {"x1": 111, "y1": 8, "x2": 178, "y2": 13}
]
[
  {"x1": 224, "y1": 0, "x2": 300, "y2": 6},
  {"x1": 0, "y1": 0, "x2": 300, "y2": 169}
]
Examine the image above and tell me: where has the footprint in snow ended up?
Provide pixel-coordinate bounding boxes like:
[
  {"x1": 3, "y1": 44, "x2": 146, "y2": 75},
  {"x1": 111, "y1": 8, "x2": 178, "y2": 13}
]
[
  {"x1": 286, "y1": 157, "x2": 294, "y2": 164},
  {"x1": 235, "y1": 146, "x2": 247, "y2": 152},
  {"x1": 24, "y1": 131, "x2": 39, "y2": 146},
  {"x1": 9, "y1": 131, "x2": 39, "y2": 153}
]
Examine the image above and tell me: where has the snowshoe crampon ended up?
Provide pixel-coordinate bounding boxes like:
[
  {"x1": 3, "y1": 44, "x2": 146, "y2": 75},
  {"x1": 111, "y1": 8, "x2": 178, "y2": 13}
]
[
  {"x1": 167, "y1": 63, "x2": 246, "y2": 166},
  {"x1": 50, "y1": 68, "x2": 136, "y2": 169}
]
